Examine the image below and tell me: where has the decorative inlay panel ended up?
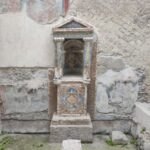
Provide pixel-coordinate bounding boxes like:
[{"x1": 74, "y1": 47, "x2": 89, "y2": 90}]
[{"x1": 57, "y1": 83, "x2": 86, "y2": 114}]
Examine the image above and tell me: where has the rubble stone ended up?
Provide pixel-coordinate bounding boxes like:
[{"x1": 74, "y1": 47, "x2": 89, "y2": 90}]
[{"x1": 112, "y1": 131, "x2": 129, "y2": 145}]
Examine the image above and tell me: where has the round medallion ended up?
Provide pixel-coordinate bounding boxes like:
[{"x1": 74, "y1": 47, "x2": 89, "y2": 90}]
[{"x1": 61, "y1": 87, "x2": 84, "y2": 112}]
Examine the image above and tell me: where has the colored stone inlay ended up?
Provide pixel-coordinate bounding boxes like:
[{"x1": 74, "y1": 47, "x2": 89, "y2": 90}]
[{"x1": 57, "y1": 83, "x2": 86, "y2": 114}]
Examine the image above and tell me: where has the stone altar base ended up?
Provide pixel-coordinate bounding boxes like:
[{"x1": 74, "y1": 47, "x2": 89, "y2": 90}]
[{"x1": 49, "y1": 113, "x2": 93, "y2": 143}]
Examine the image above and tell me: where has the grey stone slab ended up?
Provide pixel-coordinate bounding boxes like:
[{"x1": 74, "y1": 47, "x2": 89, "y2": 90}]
[{"x1": 62, "y1": 139, "x2": 82, "y2": 150}]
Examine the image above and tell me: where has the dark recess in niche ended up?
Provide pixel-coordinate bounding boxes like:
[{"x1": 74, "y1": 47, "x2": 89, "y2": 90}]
[{"x1": 63, "y1": 39, "x2": 84, "y2": 76}]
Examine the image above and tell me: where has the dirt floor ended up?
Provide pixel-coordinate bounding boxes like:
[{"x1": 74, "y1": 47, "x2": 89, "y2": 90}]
[{"x1": 0, "y1": 134, "x2": 137, "y2": 150}]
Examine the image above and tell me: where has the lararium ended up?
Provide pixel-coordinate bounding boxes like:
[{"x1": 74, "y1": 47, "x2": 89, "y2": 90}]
[{"x1": 49, "y1": 17, "x2": 94, "y2": 142}]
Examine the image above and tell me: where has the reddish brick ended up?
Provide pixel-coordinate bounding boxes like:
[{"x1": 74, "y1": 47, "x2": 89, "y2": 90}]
[
  {"x1": 87, "y1": 42, "x2": 97, "y2": 119},
  {"x1": 48, "y1": 69, "x2": 57, "y2": 118}
]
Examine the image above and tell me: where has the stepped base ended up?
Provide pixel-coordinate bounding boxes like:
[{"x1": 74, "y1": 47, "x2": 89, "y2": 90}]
[{"x1": 49, "y1": 113, "x2": 93, "y2": 143}]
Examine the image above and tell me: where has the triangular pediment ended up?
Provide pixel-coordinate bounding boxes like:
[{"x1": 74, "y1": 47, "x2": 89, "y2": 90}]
[
  {"x1": 53, "y1": 18, "x2": 93, "y2": 32},
  {"x1": 60, "y1": 20, "x2": 86, "y2": 28}
]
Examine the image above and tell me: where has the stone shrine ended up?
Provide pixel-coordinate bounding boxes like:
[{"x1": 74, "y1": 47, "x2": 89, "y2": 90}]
[{"x1": 49, "y1": 18, "x2": 94, "y2": 142}]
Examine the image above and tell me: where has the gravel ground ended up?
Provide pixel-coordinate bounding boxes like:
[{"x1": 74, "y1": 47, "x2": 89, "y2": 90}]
[{"x1": 0, "y1": 134, "x2": 136, "y2": 150}]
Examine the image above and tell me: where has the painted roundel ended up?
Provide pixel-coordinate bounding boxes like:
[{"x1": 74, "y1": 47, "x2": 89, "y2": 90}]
[
  {"x1": 63, "y1": 88, "x2": 83, "y2": 110},
  {"x1": 58, "y1": 84, "x2": 85, "y2": 114}
]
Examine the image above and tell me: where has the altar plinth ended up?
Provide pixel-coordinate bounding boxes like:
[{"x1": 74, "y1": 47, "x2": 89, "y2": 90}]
[{"x1": 49, "y1": 113, "x2": 93, "y2": 142}]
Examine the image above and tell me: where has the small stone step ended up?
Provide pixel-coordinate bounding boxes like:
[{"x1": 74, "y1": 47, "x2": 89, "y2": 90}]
[{"x1": 62, "y1": 139, "x2": 82, "y2": 150}]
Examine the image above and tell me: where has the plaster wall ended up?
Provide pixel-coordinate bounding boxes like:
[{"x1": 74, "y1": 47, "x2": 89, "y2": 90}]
[{"x1": 0, "y1": 10, "x2": 55, "y2": 67}]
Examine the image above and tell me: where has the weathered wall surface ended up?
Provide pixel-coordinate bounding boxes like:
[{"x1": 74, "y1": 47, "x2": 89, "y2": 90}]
[
  {"x1": 96, "y1": 67, "x2": 139, "y2": 120},
  {"x1": 68, "y1": 0, "x2": 150, "y2": 102},
  {"x1": 0, "y1": 0, "x2": 150, "y2": 133},
  {"x1": 0, "y1": 68, "x2": 52, "y2": 133},
  {"x1": 68, "y1": 0, "x2": 150, "y2": 119}
]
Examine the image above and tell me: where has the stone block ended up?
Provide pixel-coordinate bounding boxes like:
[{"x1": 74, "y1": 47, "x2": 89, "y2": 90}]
[
  {"x1": 50, "y1": 113, "x2": 93, "y2": 143},
  {"x1": 0, "y1": 0, "x2": 21, "y2": 14},
  {"x1": 112, "y1": 131, "x2": 129, "y2": 145},
  {"x1": 62, "y1": 139, "x2": 82, "y2": 150}
]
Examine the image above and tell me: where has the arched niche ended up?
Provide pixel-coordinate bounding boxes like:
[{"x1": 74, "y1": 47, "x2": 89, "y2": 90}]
[{"x1": 63, "y1": 39, "x2": 84, "y2": 76}]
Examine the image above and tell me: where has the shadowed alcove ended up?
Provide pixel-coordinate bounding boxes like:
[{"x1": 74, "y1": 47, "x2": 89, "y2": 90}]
[{"x1": 63, "y1": 39, "x2": 84, "y2": 76}]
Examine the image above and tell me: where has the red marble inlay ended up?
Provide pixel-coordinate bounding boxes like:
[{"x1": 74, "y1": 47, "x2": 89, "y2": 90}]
[{"x1": 64, "y1": 0, "x2": 69, "y2": 13}]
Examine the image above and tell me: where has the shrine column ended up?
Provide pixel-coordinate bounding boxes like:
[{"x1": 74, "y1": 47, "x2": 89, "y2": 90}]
[
  {"x1": 54, "y1": 37, "x2": 64, "y2": 80},
  {"x1": 83, "y1": 37, "x2": 93, "y2": 81}
]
